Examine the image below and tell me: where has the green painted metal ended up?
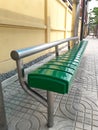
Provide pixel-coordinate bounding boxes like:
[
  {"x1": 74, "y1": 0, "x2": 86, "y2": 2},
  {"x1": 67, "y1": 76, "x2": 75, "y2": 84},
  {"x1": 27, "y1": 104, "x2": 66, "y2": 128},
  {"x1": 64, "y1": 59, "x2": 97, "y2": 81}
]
[
  {"x1": 40, "y1": 64, "x2": 75, "y2": 75},
  {"x1": 45, "y1": 61, "x2": 78, "y2": 70},
  {"x1": 28, "y1": 68, "x2": 73, "y2": 94},
  {"x1": 51, "y1": 59, "x2": 79, "y2": 66},
  {"x1": 28, "y1": 40, "x2": 88, "y2": 94}
]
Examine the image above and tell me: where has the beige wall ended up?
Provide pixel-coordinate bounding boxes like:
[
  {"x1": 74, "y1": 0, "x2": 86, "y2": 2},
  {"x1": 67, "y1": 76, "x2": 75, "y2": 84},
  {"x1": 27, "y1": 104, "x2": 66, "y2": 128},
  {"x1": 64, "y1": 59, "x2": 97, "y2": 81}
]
[{"x1": 0, "y1": 0, "x2": 73, "y2": 73}]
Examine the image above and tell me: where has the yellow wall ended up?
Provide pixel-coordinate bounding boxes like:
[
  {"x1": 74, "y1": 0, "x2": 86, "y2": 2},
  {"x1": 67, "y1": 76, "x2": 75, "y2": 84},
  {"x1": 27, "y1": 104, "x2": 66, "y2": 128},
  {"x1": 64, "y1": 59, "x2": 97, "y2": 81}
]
[{"x1": 0, "y1": 0, "x2": 73, "y2": 73}]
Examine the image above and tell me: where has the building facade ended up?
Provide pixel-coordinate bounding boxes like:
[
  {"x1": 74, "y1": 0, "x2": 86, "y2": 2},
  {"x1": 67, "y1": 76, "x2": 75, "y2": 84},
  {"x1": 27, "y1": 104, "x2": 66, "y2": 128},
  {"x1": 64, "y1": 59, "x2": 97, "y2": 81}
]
[{"x1": 0, "y1": 0, "x2": 80, "y2": 73}]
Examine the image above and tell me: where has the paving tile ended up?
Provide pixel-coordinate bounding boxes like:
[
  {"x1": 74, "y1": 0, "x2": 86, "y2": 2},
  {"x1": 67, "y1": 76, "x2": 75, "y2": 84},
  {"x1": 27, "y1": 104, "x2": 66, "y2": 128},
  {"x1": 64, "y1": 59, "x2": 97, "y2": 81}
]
[
  {"x1": 92, "y1": 126, "x2": 98, "y2": 130},
  {"x1": 76, "y1": 122, "x2": 84, "y2": 129},
  {"x1": 84, "y1": 124, "x2": 91, "y2": 130}
]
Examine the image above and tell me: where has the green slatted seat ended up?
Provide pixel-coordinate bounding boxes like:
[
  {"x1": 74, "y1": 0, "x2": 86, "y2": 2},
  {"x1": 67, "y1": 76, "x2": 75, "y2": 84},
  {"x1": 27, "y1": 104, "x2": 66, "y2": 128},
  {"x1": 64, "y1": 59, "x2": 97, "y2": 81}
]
[
  {"x1": 54, "y1": 57, "x2": 80, "y2": 63},
  {"x1": 28, "y1": 68, "x2": 73, "y2": 94},
  {"x1": 58, "y1": 55, "x2": 81, "y2": 61},
  {"x1": 28, "y1": 40, "x2": 88, "y2": 94},
  {"x1": 51, "y1": 59, "x2": 79, "y2": 66},
  {"x1": 40, "y1": 64, "x2": 75, "y2": 75},
  {"x1": 47, "y1": 61, "x2": 78, "y2": 70}
]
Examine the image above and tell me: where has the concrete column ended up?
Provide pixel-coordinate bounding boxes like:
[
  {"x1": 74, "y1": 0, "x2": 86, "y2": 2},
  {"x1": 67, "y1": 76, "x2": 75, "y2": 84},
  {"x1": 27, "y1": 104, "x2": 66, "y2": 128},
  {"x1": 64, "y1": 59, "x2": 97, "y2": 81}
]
[
  {"x1": 71, "y1": 0, "x2": 80, "y2": 36},
  {"x1": 71, "y1": 0, "x2": 77, "y2": 37},
  {"x1": 80, "y1": 0, "x2": 86, "y2": 40},
  {"x1": 70, "y1": 0, "x2": 80, "y2": 48},
  {"x1": 70, "y1": 0, "x2": 78, "y2": 48},
  {"x1": 74, "y1": 0, "x2": 80, "y2": 36}
]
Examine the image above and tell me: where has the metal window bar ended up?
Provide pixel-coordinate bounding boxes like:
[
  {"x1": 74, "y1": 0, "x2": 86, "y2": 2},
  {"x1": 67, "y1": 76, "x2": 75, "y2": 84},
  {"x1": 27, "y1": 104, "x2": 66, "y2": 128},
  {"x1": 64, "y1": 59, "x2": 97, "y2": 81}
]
[{"x1": 10, "y1": 36, "x2": 79, "y2": 127}]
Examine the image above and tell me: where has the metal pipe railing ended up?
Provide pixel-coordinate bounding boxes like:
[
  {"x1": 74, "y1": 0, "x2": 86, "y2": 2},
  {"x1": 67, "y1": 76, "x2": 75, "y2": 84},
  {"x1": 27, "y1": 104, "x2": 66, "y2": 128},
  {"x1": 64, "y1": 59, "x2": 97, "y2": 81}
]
[{"x1": 11, "y1": 36, "x2": 79, "y2": 60}]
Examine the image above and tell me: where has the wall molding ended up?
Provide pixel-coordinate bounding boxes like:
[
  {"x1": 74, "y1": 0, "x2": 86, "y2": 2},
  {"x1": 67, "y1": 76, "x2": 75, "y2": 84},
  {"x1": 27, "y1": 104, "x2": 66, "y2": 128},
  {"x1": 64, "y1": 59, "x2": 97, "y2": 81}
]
[{"x1": 0, "y1": 8, "x2": 46, "y2": 29}]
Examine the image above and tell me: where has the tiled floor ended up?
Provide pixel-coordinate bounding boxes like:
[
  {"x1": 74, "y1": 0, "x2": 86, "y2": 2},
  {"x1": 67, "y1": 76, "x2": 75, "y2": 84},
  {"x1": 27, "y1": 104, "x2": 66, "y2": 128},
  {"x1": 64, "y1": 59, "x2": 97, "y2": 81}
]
[{"x1": 2, "y1": 36, "x2": 98, "y2": 130}]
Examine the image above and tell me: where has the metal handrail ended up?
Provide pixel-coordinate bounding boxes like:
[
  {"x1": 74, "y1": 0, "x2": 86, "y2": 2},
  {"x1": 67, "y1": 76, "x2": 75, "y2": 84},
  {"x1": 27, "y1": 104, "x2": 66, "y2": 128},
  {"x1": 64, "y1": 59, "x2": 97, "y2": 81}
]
[{"x1": 11, "y1": 36, "x2": 79, "y2": 60}]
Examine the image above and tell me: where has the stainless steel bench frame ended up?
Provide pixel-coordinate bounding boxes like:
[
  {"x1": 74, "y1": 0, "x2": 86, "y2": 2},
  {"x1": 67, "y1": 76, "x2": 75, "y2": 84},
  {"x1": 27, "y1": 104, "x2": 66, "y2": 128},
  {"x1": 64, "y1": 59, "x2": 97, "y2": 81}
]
[{"x1": 11, "y1": 36, "x2": 79, "y2": 127}]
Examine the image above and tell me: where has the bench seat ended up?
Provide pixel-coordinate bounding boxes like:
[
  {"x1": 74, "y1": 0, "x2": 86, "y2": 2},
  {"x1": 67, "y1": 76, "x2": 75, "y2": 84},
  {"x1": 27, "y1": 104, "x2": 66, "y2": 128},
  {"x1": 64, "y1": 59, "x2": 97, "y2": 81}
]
[
  {"x1": 28, "y1": 40, "x2": 88, "y2": 94},
  {"x1": 45, "y1": 61, "x2": 78, "y2": 70},
  {"x1": 28, "y1": 68, "x2": 73, "y2": 94}
]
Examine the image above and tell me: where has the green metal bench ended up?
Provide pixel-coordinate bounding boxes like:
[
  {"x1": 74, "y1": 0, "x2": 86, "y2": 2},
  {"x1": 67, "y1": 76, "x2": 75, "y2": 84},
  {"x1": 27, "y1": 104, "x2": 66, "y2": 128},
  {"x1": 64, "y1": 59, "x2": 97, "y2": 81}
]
[
  {"x1": 28, "y1": 40, "x2": 87, "y2": 94},
  {"x1": 10, "y1": 37, "x2": 88, "y2": 127}
]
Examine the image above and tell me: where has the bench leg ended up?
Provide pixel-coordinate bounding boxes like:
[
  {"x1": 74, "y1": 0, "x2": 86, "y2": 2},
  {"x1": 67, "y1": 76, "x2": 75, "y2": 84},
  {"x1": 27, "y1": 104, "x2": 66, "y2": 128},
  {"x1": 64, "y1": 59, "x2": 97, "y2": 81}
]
[{"x1": 47, "y1": 91, "x2": 54, "y2": 127}]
